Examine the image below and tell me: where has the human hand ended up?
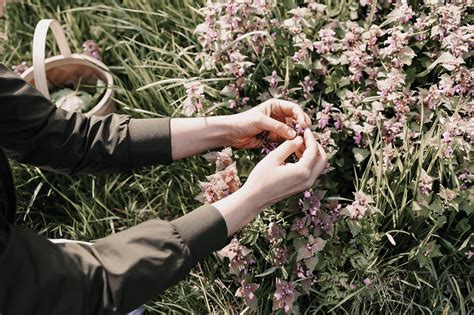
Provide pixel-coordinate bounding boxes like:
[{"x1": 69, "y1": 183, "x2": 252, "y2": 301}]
[
  {"x1": 223, "y1": 98, "x2": 312, "y2": 149},
  {"x1": 213, "y1": 129, "x2": 327, "y2": 235},
  {"x1": 243, "y1": 128, "x2": 327, "y2": 209}
]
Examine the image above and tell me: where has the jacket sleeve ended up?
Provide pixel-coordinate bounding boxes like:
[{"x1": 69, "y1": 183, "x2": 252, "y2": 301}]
[
  {"x1": 0, "y1": 204, "x2": 228, "y2": 314},
  {"x1": 0, "y1": 63, "x2": 172, "y2": 174}
]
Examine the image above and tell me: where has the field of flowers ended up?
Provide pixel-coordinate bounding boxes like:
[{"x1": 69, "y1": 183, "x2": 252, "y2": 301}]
[{"x1": 1, "y1": 0, "x2": 472, "y2": 313}]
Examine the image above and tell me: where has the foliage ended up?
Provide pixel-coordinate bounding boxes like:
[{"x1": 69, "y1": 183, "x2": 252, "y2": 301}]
[
  {"x1": 184, "y1": 0, "x2": 473, "y2": 313},
  {"x1": 1, "y1": 0, "x2": 473, "y2": 313}
]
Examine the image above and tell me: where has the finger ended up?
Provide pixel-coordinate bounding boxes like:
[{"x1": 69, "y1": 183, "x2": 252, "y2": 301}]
[
  {"x1": 259, "y1": 115, "x2": 297, "y2": 140},
  {"x1": 311, "y1": 142, "x2": 328, "y2": 177},
  {"x1": 313, "y1": 143, "x2": 328, "y2": 176},
  {"x1": 295, "y1": 145, "x2": 305, "y2": 159},
  {"x1": 294, "y1": 142, "x2": 306, "y2": 159},
  {"x1": 299, "y1": 129, "x2": 319, "y2": 166},
  {"x1": 269, "y1": 99, "x2": 308, "y2": 128},
  {"x1": 304, "y1": 113, "x2": 312, "y2": 127},
  {"x1": 266, "y1": 136, "x2": 303, "y2": 165}
]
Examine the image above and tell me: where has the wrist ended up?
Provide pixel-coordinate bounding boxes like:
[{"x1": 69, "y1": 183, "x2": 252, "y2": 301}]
[
  {"x1": 205, "y1": 115, "x2": 234, "y2": 148},
  {"x1": 234, "y1": 183, "x2": 266, "y2": 216},
  {"x1": 212, "y1": 185, "x2": 265, "y2": 236}
]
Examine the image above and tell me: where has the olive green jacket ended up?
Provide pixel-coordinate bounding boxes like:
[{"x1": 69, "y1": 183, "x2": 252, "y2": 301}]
[{"x1": 0, "y1": 64, "x2": 228, "y2": 314}]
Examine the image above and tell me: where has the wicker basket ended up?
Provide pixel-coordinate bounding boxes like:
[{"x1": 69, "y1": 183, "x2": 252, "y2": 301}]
[{"x1": 21, "y1": 19, "x2": 114, "y2": 116}]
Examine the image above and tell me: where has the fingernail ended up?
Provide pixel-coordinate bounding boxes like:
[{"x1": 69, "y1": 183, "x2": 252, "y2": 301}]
[{"x1": 288, "y1": 129, "x2": 296, "y2": 138}]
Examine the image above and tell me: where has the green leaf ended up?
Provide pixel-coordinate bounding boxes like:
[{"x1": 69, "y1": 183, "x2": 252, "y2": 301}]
[
  {"x1": 346, "y1": 220, "x2": 361, "y2": 237},
  {"x1": 352, "y1": 148, "x2": 370, "y2": 164},
  {"x1": 51, "y1": 88, "x2": 93, "y2": 112},
  {"x1": 305, "y1": 256, "x2": 318, "y2": 271},
  {"x1": 255, "y1": 266, "x2": 277, "y2": 278}
]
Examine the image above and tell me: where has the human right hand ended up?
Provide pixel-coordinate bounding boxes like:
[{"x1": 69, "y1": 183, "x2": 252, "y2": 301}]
[
  {"x1": 213, "y1": 129, "x2": 327, "y2": 235},
  {"x1": 244, "y1": 128, "x2": 327, "y2": 209}
]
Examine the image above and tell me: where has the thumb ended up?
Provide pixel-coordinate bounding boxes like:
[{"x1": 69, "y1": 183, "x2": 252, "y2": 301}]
[
  {"x1": 267, "y1": 136, "x2": 303, "y2": 165},
  {"x1": 259, "y1": 116, "x2": 297, "y2": 140}
]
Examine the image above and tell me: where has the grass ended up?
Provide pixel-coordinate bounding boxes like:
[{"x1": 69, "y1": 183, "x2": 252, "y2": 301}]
[
  {"x1": 1, "y1": 1, "x2": 472, "y2": 314},
  {"x1": 1, "y1": 1, "x2": 232, "y2": 313}
]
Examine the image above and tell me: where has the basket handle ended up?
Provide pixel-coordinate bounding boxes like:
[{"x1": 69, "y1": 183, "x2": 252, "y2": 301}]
[{"x1": 33, "y1": 19, "x2": 72, "y2": 98}]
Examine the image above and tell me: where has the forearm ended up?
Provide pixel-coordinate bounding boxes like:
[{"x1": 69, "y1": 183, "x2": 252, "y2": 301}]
[
  {"x1": 0, "y1": 204, "x2": 228, "y2": 314},
  {"x1": 170, "y1": 116, "x2": 231, "y2": 160},
  {"x1": 212, "y1": 186, "x2": 265, "y2": 235},
  {"x1": 0, "y1": 64, "x2": 173, "y2": 174}
]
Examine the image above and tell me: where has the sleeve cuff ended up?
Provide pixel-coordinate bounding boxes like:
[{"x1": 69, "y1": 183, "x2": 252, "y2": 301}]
[
  {"x1": 128, "y1": 118, "x2": 173, "y2": 167},
  {"x1": 171, "y1": 204, "x2": 228, "y2": 264}
]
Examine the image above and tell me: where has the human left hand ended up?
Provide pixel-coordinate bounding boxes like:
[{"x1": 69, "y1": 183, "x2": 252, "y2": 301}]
[{"x1": 223, "y1": 98, "x2": 312, "y2": 149}]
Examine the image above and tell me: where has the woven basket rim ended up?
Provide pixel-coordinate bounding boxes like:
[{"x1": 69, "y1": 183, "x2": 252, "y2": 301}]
[{"x1": 21, "y1": 53, "x2": 114, "y2": 116}]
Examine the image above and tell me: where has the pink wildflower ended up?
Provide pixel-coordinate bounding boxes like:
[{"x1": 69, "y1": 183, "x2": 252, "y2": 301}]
[
  {"x1": 203, "y1": 147, "x2": 233, "y2": 170},
  {"x1": 11, "y1": 61, "x2": 28, "y2": 75},
  {"x1": 235, "y1": 280, "x2": 259, "y2": 304},
  {"x1": 291, "y1": 216, "x2": 309, "y2": 236},
  {"x1": 183, "y1": 81, "x2": 205, "y2": 116},
  {"x1": 419, "y1": 171, "x2": 434, "y2": 195},
  {"x1": 363, "y1": 278, "x2": 372, "y2": 286},
  {"x1": 313, "y1": 28, "x2": 337, "y2": 54},
  {"x1": 219, "y1": 238, "x2": 256, "y2": 275},
  {"x1": 297, "y1": 236, "x2": 326, "y2": 261},
  {"x1": 345, "y1": 191, "x2": 375, "y2": 220},
  {"x1": 83, "y1": 40, "x2": 100, "y2": 59},
  {"x1": 388, "y1": 0, "x2": 414, "y2": 24},
  {"x1": 266, "y1": 222, "x2": 286, "y2": 243},
  {"x1": 272, "y1": 247, "x2": 289, "y2": 266},
  {"x1": 273, "y1": 279, "x2": 297, "y2": 313},
  {"x1": 377, "y1": 68, "x2": 406, "y2": 97},
  {"x1": 198, "y1": 162, "x2": 241, "y2": 203}
]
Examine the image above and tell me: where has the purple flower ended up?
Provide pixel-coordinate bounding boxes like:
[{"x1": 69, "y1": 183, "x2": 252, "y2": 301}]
[
  {"x1": 203, "y1": 147, "x2": 233, "y2": 170},
  {"x1": 301, "y1": 76, "x2": 316, "y2": 99},
  {"x1": 419, "y1": 85, "x2": 441, "y2": 109},
  {"x1": 317, "y1": 112, "x2": 330, "y2": 129},
  {"x1": 291, "y1": 216, "x2": 309, "y2": 236},
  {"x1": 354, "y1": 132, "x2": 362, "y2": 146},
  {"x1": 264, "y1": 70, "x2": 282, "y2": 87},
  {"x1": 218, "y1": 238, "x2": 255, "y2": 275},
  {"x1": 377, "y1": 68, "x2": 406, "y2": 97},
  {"x1": 11, "y1": 61, "x2": 28, "y2": 75},
  {"x1": 266, "y1": 222, "x2": 286, "y2": 243},
  {"x1": 363, "y1": 278, "x2": 372, "y2": 286},
  {"x1": 312, "y1": 209, "x2": 335, "y2": 236},
  {"x1": 272, "y1": 247, "x2": 289, "y2": 266},
  {"x1": 297, "y1": 236, "x2": 326, "y2": 261},
  {"x1": 344, "y1": 191, "x2": 375, "y2": 220},
  {"x1": 313, "y1": 28, "x2": 337, "y2": 54},
  {"x1": 261, "y1": 141, "x2": 279, "y2": 154},
  {"x1": 83, "y1": 40, "x2": 100, "y2": 59},
  {"x1": 419, "y1": 171, "x2": 434, "y2": 195},
  {"x1": 273, "y1": 279, "x2": 297, "y2": 313},
  {"x1": 388, "y1": 1, "x2": 414, "y2": 24},
  {"x1": 197, "y1": 162, "x2": 241, "y2": 203},
  {"x1": 224, "y1": 51, "x2": 254, "y2": 77},
  {"x1": 235, "y1": 280, "x2": 259, "y2": 305},
  {"x1": 183, "y1": 81, "x2": 205, "y2": 116}
]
